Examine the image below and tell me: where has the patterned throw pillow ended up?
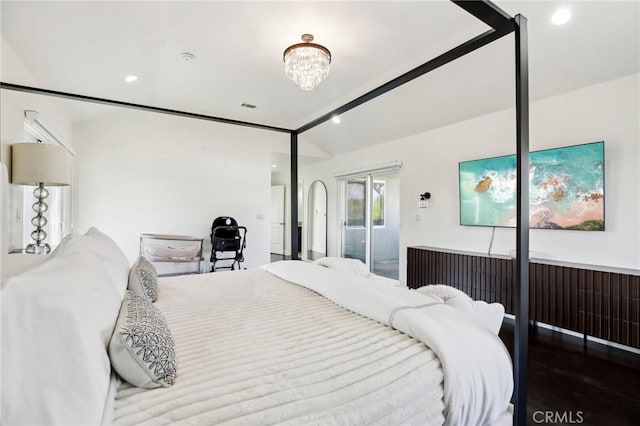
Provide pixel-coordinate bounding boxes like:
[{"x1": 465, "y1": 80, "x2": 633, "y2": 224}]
[
  {"x1": 128, "y1": 256, "x2": 158, "y2": 302},
  {"x1": 108, "y1": 291, "x2": 177, "y2": 388}
]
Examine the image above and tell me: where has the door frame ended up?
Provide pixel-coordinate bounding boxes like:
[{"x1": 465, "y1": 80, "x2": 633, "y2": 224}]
[
  {"x1": 270, "y1": 184, "x2": 285, "y2": 255},
  {"x1": 338, "y1": 167, "x2": 400, "y2": 272}
]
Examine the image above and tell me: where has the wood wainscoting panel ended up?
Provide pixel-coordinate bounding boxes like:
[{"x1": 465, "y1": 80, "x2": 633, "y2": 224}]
[{"x1": 407, "y1": 246, "x2": 640, "y2": 348}]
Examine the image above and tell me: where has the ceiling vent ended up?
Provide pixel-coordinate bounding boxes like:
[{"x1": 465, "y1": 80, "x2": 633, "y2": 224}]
[
  {"x1": 241, "y1": 103, "x2": 257, "y2": 109},
  {"x1": 181, "y1": 52, "x2": 196, "y2": 61}
]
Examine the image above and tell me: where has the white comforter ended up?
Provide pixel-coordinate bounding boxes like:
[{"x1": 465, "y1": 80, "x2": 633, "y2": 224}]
[
  {"x1": 263, "y1": 261, "x2": 513, "y2": 426},
  {"x1": 111, "y1": 268, "x2": 447, "y2": 425}
]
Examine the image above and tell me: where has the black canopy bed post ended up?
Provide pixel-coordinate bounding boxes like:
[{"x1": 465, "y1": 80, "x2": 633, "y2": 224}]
[
  {"x1": 290, "y1": 131, "x2": 299, "y2": 260},
  {"x1": 514, "y1": 13, "x2": 530, "y2": 426},
  {"x1": 291, "y1": 2, "x2": 529, "y2": 423}
]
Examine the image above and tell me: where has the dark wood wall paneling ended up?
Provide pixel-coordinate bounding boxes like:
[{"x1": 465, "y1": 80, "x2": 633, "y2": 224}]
[{"x1": 407, "y1": 247, "x2": 640, "y2": 349}]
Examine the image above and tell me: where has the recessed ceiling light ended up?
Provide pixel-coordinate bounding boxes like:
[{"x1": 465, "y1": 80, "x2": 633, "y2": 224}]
[
  {"x1": 124, "y1": 75, "x2": 138, "y2": 83},
  {"x1": 332, "y1": 115, "x2": 341, "y2": 124},
  {"x1": 272, "y1": 164, "x2": 277, "y2": 168},
  {"x1": 551, "y1": 8, "x2": 571, "y2": 25}
]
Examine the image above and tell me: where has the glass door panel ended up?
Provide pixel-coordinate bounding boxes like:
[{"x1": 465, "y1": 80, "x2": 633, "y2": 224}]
[
  {"x1": 370, "y1": 172, "x2": 400, "y2": 279},
  {"x1": 343, "y1": 178, "x2": 367, "y2": 263}
]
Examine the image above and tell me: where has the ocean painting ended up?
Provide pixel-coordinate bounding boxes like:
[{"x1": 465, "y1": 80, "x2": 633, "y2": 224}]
[{"x1": 459, "y1": 141, "x2": 604, "y2": 230}]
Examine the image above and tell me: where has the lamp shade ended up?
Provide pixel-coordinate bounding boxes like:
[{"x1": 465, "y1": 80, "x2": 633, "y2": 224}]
[{"x1": 11, "y1": 142, "x2": 72, "y2": 186}]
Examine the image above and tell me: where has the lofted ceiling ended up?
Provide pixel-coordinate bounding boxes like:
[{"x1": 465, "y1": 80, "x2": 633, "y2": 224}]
[{"x1": 1, "y1": 1, "x2": 638, "y2": 156}]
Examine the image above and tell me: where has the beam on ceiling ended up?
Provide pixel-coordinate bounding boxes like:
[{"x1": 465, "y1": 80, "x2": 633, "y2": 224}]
[
  {"x1": 451, "y1": 0, "x2": 514, "y2": 30},
  {"x1": 295, "y1": 24, "x2": 513, "y2": 134},
  {"x1": 0, "y1": 82, "x2": 292, "y2": 134}
]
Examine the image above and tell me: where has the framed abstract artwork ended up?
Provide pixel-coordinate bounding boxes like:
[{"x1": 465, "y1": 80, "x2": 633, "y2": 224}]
[{"x1": 459, "y1": 141, "x2": 604, "y2": 230}]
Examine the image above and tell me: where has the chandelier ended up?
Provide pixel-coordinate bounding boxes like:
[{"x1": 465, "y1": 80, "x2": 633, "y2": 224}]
[{"x1": 283, "y1": 34, "x2": 331, "y2": 91}]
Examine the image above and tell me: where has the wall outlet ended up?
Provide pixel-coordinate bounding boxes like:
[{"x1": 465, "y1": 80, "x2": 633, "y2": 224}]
[
  {"x1": 255, "y1": 213, "x2": 264, "y2": 220},
  {"x1": 15, "y1": 208, "x2": 22, "y2": 223}
]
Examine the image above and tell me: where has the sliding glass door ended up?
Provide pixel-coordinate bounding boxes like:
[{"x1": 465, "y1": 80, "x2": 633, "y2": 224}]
[
  {"x1": 370, "y1": 172, "x2": 400, "y2": 279},
  {"x1": 343, "y1": 177, "x2": 367, "y2": 263},
  {"x1": 341, "y1": 172, "x2": 399, "y2": 279}
]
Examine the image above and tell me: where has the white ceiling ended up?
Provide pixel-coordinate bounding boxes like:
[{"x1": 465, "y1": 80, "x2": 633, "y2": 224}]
[{"x1": 1, "y1": 1, "x2": 638, "y2": 156}]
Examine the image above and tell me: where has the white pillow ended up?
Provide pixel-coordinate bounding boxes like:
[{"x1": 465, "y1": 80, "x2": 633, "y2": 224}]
[
  {"x1": 416, "y1": 284, "x2": 505, "y2": 334},
  {"x1": 109, "y1": 291, "x2": 177, "y2": 388},
  {"x1": 415, "y1": 284, "x2": 473, "y2": 301},
  {"x1": 0, "y1": 253, "x2": 49, "y2": 282},
  {"x1": 312, "y1": 257, "x2": 404, "y2": 287},
  {"x1": 84, "y1": 227, "x2": 131, "y2": 299},
  {"x1": 1, "y1": 237, "x2": 122, "y2": 425},
  {"x1": 313, "y1": 257, "x2": 372, "y2": 278},
  {"x1": 51, "y1": 228, "x2": 130, "y2": 299},
  {"x1": 128, "y1": 256, "x2": 159, "y2": 302},
  {"x1": 447, "y1": 297, "x2": 505, "y2": 335}
]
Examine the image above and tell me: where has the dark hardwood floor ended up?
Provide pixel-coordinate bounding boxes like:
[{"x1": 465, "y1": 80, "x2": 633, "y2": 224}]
[{"x1": 499, "y1": 319, "x2": 640, "y2": 425}]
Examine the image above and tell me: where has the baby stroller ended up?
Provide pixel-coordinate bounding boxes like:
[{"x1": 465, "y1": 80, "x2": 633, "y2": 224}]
[{"x1": 210, "y1": 216, "x2": 247, "y2": 272}]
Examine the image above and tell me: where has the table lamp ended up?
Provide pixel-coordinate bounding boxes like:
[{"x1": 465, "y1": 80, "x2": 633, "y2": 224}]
[{"x1": 11, "y1": 142, "x2": 72, "y2": 254}]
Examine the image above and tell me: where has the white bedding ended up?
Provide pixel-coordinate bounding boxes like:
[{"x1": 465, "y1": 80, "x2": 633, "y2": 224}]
[
  {"x1": 110, "y1": 262, "x2": 512, "y2": 426},
  {"x1": 263, "y1": 261, "x2": 513, "y2": 426},
  {"x1": 141, "y1": 243, "x2": 201, "y2": 261},
  {"x1": 111, "y1": 269, "x2": 446, "y2": 425},
  {"x1": 2, "y1": 235, "x2": 124, "y2": 426}
]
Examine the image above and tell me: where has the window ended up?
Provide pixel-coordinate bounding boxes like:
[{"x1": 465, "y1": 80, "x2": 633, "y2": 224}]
[
  {"x1": 372, "y1": 180, "x2": 385, "y2": 227},
  {"x1": 346, "y1": 179, "x2": 366, "y2": 227},
  {"x1": 346, "y1": 179, "x2": 385, "y2": 227}
]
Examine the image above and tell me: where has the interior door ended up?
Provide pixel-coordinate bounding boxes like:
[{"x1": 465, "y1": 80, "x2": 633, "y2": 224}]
[{"x1": 270, "y1": 185, "x2": 285, "y2": 255}]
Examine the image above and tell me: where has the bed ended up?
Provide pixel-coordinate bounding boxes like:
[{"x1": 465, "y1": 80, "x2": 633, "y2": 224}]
[
  {"x1": 2, "y1": 0, "x2": 533, "y2": 421},
  {"x1": 1, "y1": 228, "x2": 513, "y2": 426}
]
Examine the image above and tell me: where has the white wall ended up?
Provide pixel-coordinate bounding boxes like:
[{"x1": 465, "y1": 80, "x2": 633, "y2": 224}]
[
  {"x1": 0, "y1": 90, "x2": 74, "y2": 251},
  {"x1": 73, "y1": 108, "x2": 289, "y2": 268},
  {"x1": 308, "y1": 180, "x2": 327, "y2": 254},
  {"x1": 1, "y1": 36, "x2": 76, "y2": 252},
  {"x1": 271, "y1": 170, "x2": 291, "y2": 256},
  {"x1": 300, "y1": 74, "x2": 640, "y2": 283},
  {"x1": 0, "y1": 36, "x2": 75, "y2": 165}
]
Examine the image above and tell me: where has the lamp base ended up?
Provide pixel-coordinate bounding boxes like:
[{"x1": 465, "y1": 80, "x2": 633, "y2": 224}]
[
  {"x1": 26, "y1": 182, "x2": 52, "y2": 255},
  {"x1": 25, "y1": 242, "x2": 51, "y2": 255}
]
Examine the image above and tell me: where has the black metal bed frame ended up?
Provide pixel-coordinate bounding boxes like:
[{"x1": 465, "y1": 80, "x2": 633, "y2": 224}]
[{"x1": 0, "y1": 1, "x2": 530, "y2": 423}]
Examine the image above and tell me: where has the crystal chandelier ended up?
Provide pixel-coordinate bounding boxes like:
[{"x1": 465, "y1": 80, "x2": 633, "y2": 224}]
[{"x1": 283, "y1": 34, "x2": 331, "y2": 91}]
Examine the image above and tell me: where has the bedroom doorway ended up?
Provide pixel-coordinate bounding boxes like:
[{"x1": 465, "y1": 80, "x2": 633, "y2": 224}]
[{"x1": 341, "y1": 170, "x2": 400, "y2": 279}]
